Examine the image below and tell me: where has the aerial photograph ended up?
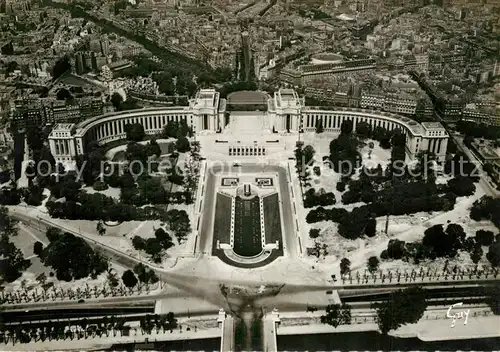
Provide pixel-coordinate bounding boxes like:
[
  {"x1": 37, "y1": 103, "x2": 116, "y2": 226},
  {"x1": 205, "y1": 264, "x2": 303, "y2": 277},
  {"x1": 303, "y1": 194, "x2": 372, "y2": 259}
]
[{"x1": 0, "y1": 0, "x2": 499, "y2": 351}]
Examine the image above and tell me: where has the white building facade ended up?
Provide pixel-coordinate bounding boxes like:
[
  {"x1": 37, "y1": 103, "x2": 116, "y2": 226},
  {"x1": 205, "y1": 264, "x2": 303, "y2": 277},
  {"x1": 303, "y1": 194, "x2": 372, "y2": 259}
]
[{"x1": 49, "y1": 88, "x2": 449, "y2": 163}]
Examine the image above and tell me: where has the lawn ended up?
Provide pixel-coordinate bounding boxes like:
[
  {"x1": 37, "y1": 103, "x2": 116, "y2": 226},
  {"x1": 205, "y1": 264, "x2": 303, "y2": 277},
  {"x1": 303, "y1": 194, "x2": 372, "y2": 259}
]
[
  {"x1": 233, "y1": 196, "x2": 262, "y2": 257},
  {"x1": 4, "y1": 226, "x2": 126, "y2": 294},
  {"x1": 263, "y1": 193, "x2": 282, "y2": 246},
  {"x1": 213, "y1": 192, "x2": 233, "y2": 246}
]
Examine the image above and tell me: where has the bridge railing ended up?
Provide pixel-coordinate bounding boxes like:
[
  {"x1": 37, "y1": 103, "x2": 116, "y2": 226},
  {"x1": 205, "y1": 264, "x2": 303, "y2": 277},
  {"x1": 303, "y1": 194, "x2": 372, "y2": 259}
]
[
  {"x1": 0, "y1": 281, "x2": 159, "y2": 306},
  {"x1": 340, "y1": 266, "x2": 499, "y2": 286}
]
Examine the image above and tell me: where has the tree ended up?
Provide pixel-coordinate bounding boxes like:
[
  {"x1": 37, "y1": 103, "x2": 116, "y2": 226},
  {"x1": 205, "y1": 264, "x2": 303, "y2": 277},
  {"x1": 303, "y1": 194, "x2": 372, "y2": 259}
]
[
  {"x1": 134, "y1": 263, "x2": 158, "y2": 284},
  {"x1": 179, "y1": 119, "x2": 192, "y2": 137},
  {"x1": 385, "y1": 239, "x2": 405, "y2": 260},
  {"x1": 175, "y1": 136, "x2": 190, "y2": 153},
  {"x1": 470, "y1": 197, "x2": 500, "y2": 228},
  {"x1": 132, "y1": 236, "x2": 146, "y2": 250},
  {"x1": 124, "y1": 123, "x2": 145, "y2": 142},
  {"x1": 75, "y1": 142, "x2": 106, "y2": 186},
  {"x1": 40, "y1": 232, "x2": 108, "y2": 281},
  {"x1": 107, "y1": 269, "x2": 119, "y2": 288},
  {"x1": 155, "y1": 228, "x2": 174, "y2": 249},
  {"x1": 303, "y1": 145, "x2": 315, "y2": 165},
  {"x1": 447, "y1": 177, "x2": 476, "y2": 197},
  {"x1": 166, "y1": 209, "x2": 191, "y2": 241},
  {"x1": 380, "y1": 249, "x2": 389, "y2": 259},
  {"x1": 168, "y1": 172, "x2": 184, "y2": 186},
  {"x1": 309, "y1": 228, "x2": 320, "y2": 239},
  {"x1": 470, "y1": 244, "x2": 483, "y2": 264},
  {"x1": 422, "y1": 224, "x2": 456, "y2": 258},
  {"x1": 320, "y1": 303, "x2": 352, "y2": 327},
  {"x1": 144, "y1": 238, "x2": 163, "y2": 263},
  {"x1": 0, "y1": 208, "x2": 31, "y2": 282},
  {"x1": 390, "y1": 132, "x2": 406, "y2": 174},
  {"x1": 313, "y1": 166, "x2": 321, "y2": 176},
  {"x1": 486, "y1": 240, "x2": 500, "y2": 267},
  {"x1": 125, "y1": 142, "x2": 148, "y2": 175},
  {"x1": 119, "y1": 98, "x2": 139, "y2": 111},
  {"x1": 304, "y1": 188, "x2": 336, "y2": 208},
  {"x1": 340, "y1": 120, "x2": 353, "y2": 135},
  {"x1": 122, "y1": 270, "x2": 138, "y2": 288},
  {"x1": 365, "y1": 218, "x2": 376, "y2": 237},
  {"x1": 93, "y1": 180, "x2": 108, "y2": 191},
  {"x1": 110, "y1": 92, "x2": 123, "y2": 110},
  {"x1": 162, "y1": 121, "x2": 179, "y2": 138},
  {"x1": 46, "y1": 227, "x2": 61, "y2": 242},
  {"x1": 0, "y1": 242, "x2": 31, "y2": 283},
  {"x1": 475, "y1": 230, "x2": 494, "y2": 246},
  {"x1": 340, "y1": 258, "x2": 351, "y2": 276},
  {"x1": 463, "y1": 237, "x2": 476, "y2": 253},
  {"x1": 315, "y1": 119, "x2": 324, "y2": 133},
  {"x1": 356, "y1": 121, "x2": 372, "y2": 139},
  {"x1": 33, "y1": 241, "x2": 44, "y2": 256},
  {"x1": 96, "y1": 220, "x2": 106, "y2": 236},
  {"x1": 146, "y1": 139, "x2": 162, "y2": 157},
  {"x1": 446, "y1": 223, "x2": 466, "y2": 251},
  {"x1": 329, "y1": 134, "x2": 360, "y2": 176},
  {"x1": 367, "y1": 256, "x2": 379, "y2": 274},
  {"x1": 485, "y1": 283, "x2": 500, "y2": 315},
  {"x1": 373, "y1": 287, "x2": 427, "y2": 334},
  {"x1": 138, "y1": 177, "x2": 167, "y2": 204}
]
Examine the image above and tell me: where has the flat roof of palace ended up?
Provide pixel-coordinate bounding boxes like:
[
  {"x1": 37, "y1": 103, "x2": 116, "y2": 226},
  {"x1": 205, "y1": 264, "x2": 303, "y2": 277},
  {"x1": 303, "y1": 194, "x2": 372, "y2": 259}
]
[
  {"x1": 227, "y1": 91, "x2": 269, "y2": 105},
  {"x1": 53, "y1": 123, "x2": 74, "y2": 130},
  {"x1": 279, "y1": 89, "x2": 296, "y2": 97},
  {"x1": 75, "y1": 106, "x2": 189, "y2": 130},
  {"x1": 276, "y1": 89, "x2": 300, "y2": 108},
  {"x1": 199, "y1": 91, "x2": 215, "y2": 99},
  {"x1": 304, "y1": 106, "x2": 425, "y2": 134},
  {"x1": 194, "y1": 89, "x2": 218, "y2": 107},
  {"x1": 421, "y1": 121, "x2": 445, "y2": 129}
]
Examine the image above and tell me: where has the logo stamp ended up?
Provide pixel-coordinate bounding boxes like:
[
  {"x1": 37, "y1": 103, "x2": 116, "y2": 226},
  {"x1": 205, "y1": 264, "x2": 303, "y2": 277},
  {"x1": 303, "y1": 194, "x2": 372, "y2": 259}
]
[{"x1": 446, "y1": 302, "x2": 470, "y2": 328}]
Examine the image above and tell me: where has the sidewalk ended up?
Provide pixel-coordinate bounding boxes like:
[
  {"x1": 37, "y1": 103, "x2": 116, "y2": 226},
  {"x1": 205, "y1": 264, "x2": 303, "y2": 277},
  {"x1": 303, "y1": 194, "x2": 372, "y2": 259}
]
[
  {"x1": 276, "y1": 312, "x2": 500, "y2": 342},
  {"x1": 393, "y1": 315, "x2": 500, "y2": 341}
]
